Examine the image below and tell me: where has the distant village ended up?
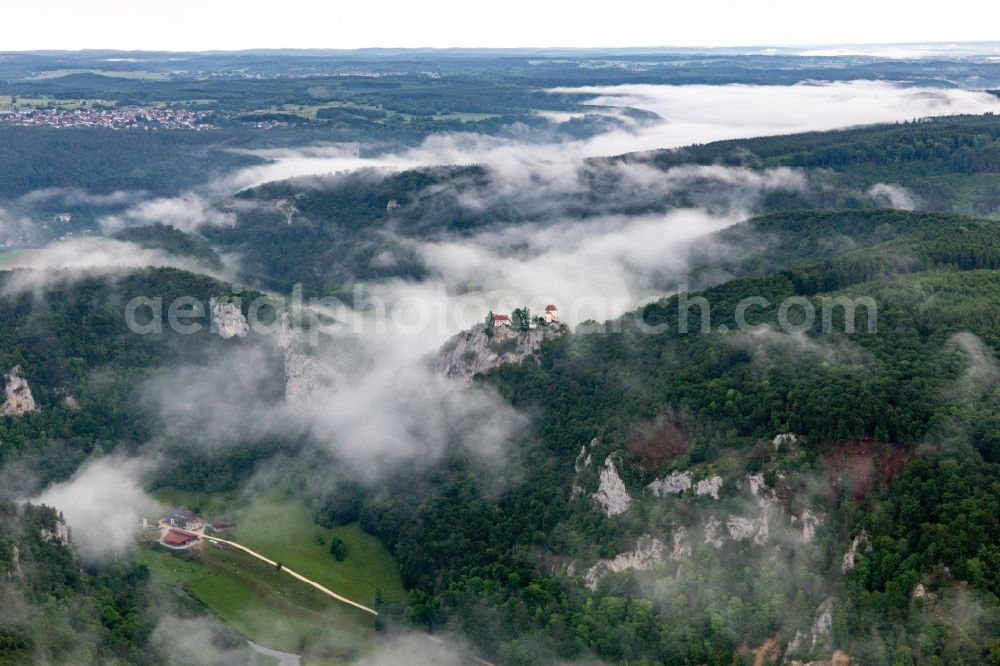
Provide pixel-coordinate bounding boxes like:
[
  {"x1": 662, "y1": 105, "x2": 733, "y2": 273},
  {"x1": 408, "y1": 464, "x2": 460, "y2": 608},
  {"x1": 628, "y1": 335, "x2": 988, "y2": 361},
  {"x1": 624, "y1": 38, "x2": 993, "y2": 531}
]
[{"x1": 0, "y1": 105, "x2": 214, "y2": 130}]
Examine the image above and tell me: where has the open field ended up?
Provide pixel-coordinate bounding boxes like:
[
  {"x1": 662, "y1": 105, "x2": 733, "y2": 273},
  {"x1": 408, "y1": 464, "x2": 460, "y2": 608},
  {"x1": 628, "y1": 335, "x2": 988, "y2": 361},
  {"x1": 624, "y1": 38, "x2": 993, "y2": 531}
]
[
  {"x1": 26, "y1": 69, "x2": 172, "y2": 81},
  {"x1": 0, "y1": 95, "x2": 102, "y2": 110},
  {"x1": 226, "y1": 497, "x2": 405, "y2": 607},
  {"x1": 144, "y1": 492, "x2": 404, "y2": 659},
  {"x1": 139, "y1": 539, "x2": 374, "y2": 660}
]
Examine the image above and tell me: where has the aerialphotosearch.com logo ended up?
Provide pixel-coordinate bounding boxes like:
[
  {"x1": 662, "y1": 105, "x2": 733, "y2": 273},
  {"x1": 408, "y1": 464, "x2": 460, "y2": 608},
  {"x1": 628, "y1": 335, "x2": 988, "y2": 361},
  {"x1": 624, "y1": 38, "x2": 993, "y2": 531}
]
[{"x1": 124, "y1": 283, "x2": 878, "y2": 342}]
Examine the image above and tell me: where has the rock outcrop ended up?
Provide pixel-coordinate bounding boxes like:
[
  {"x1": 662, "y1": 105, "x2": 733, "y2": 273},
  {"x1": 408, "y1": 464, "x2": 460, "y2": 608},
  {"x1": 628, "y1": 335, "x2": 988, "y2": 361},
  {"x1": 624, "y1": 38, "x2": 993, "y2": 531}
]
[
  {"x1": 40, "y1": 519, "x2": 70, "y2": 546},
  {"x1": 695, "y1": 475, "x2": 723, "y2": 499},
  {"x1": 583, "y1": 536, "x2": 665, "y2": 590},
  {"x1": 3, "y1": 366, "x2": 38, "y2": 416},
  {"x1": 786, "y1": 596, "x2": 835, "y2": 659},
  {"x1": 209, "y1": 297, "x2": 250, "y2": 339},
  {"x1": 773, "y1": 432, "x2": 798, "y2": 451},
  {"x1": 841, "y1": 530, "x2": 871, "y2": 571},
  {"x1": 8, "y1": 545, "x2": 22, "y2": 580},
  {"x1": 647, "y1": 470, "x2": 692, "y2": 496},
  {"x1": 593, "y1": 456, "x2": 631, "y2": 516},
  {"x1": 284, "y1": 349, "x2": 344, "y2": 403},
  {"x1": 436, "y1": 323, "x2": 565, "y2": 383},
  {"x1": 647, "y1": 470, "x2": 722, "y2": 499},
  {"x1": 571, "y1": 438, "x2": 598, "y2": 499},
  {"x1": 670, "y1": 528, "x2": 692, "y2": 560},
  {"x1": 278, "y1": 313, "x2": 344, "y2": 402}
]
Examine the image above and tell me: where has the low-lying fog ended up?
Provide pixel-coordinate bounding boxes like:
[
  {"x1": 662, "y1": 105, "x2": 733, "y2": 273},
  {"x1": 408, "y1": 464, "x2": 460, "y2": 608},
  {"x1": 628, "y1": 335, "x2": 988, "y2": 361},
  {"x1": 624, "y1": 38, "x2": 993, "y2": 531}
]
[
  {"x1": 224, "y1": 80, "x2": 1000, "y2": 189},
  {"x1": 19, "y1": 77, "x2": 1000, "y2": 572}
]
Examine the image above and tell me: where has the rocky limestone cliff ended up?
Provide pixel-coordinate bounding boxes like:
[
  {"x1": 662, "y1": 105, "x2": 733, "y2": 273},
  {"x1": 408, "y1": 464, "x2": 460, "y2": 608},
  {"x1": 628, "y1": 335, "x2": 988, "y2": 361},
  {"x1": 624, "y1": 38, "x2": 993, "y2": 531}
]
[
  {"x1": 278, "y1": 313, "x2": 344, "y2": 402},
  {"x1": 3, "y1": 366, "x2": 38, "y2": 416},
  {"x1": 8, "y1": 545, "x2": 22, "y2": 580},
  {"x1": 584, "y1": 536, "x2": 665, "y2": 590},
  {"x1": 436, "y1": 323, "x2": 565, "y2": 383},
  {"x1": 285, "y1": 349, "x2": 345, "y2": 402},
  {"x1": 647, "y1": 470, "x2": 722, "y2": 499},
  {"x1": 40, "y1": 519, "x2": 70, "y2": 546},
  {"x1": 593, "y1": 456, "x2": 632, "y2": 516},
  {"x1": 786, "y1": 596, "x2": 835, "y2": 659},
  {"x1": 841, "y1": 530, "x2": 871, "y2": 572},
  {"x1": 209, "y1": 297, "x2": 250, "y2": 339}
]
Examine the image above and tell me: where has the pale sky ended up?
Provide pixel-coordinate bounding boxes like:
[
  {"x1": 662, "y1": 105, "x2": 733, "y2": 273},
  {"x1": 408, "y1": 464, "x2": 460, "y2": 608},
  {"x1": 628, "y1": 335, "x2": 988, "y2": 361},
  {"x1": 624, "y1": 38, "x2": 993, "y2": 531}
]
[{"x1": 5, "y1": 0, "x2": 1000, "y2": 52}]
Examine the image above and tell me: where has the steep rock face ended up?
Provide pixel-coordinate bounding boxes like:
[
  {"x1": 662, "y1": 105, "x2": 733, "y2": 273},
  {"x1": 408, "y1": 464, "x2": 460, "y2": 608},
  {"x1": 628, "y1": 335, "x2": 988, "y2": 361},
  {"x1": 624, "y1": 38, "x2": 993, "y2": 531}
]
[
  {"x1": 8, "y1": 545, "x2": 23, "y2": 580},
  {"x1": 695, "y1": 475, "x2": 723, "y2": 499},
  {"x1": 284, "y1": 350, "x2": 344, "y2": 403},
  {"x1": 209, "y1": 297, "x2": 250, "y2": 339},
  {"x1": 571, "y1": 438, "x2": 598, "y2": 499},
  {"x1": 670, "y1": 528, "x2": 692, "y2": 560},
  {"x1": 3, "y1": 366, "x2": 38, "y2": 416},
  {"x1": 436, "y1": 324, "x2": 564, "y2": 383},
  {"x1": 786, "y1": 596, "x2": 835, "y2": 658},
  {"x1": 841, "y1": 530, "x2": 871, "y2": 572},
  {"x1": 593, "y1": 457, "x2": 632, "y2": 516},
  {"x1": 647, "y1": 470, "x2": 721, "y2": 499},
  {"x1": 670, "y1": 473, "x2": 823, "y2": 552},
  {"x1": 583, "y1": 536, "x2": 665, "y2": 590},
  {"x1": 647, "y1": 470, "x2": 692, "y2": 496},
  {"x1": 40, "y1": 519, "x2": 70, "y2": 546},
  {"x1": 279, "y1": 313, "x2": 344, "y2": 402}
]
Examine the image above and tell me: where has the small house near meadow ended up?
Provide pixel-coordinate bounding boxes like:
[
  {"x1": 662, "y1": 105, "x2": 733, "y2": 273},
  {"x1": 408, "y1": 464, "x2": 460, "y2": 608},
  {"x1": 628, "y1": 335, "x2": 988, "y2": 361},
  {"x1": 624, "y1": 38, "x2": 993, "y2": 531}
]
[{"x1": 166, "y1": 509, "x2": 204, "y2": 532}]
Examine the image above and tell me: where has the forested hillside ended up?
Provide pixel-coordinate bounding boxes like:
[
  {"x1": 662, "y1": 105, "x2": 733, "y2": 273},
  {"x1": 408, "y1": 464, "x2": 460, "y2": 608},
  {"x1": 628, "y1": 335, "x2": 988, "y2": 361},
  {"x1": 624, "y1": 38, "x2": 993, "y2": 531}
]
[
  {"x1": 0, "y1": 502, "x2": 157, "y2": 664},
  {"x1": 3, "y1": 105, "x2": 1000, "y2": 664},
  {"x1": 0, "y1": 268, "x2": 271, "y2": 484},
  {"x1": 355, "y1": 210, "x2": 1000, "y2": 664},
  {"x1": 209, "y1": 115, "x2": 1000, "y2": 296}
]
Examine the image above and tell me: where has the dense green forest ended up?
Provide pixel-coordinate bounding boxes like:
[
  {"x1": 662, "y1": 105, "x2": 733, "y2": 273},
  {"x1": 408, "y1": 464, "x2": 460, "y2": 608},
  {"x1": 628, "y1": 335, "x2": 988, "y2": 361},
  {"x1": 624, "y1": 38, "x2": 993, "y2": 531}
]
[
  {"x1": 3, "y1": 89, "x2": 1000, "y2": 662},
  {"x1": 0, "y1": 502, "x2": 157, "y2": 664},
  {"x1": 353, "y1": 210, "x2": 1000, "y2": 664},
  {"x1": 111, "y1": 223, "x2": 222, "y2": 267},
  {"x1": 204, "y1": 115, "x2": 1000, "y2": 297},
  {"x1": 0, "y1": 268, "x2": 277, "y2": 484}
]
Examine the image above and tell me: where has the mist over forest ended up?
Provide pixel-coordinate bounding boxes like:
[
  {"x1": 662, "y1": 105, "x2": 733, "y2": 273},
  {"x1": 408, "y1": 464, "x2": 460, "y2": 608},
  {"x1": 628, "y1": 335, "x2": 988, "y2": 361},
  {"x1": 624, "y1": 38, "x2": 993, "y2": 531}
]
[{"x1": 1, "y1": 44, "x2": 1000, "y2": 666}]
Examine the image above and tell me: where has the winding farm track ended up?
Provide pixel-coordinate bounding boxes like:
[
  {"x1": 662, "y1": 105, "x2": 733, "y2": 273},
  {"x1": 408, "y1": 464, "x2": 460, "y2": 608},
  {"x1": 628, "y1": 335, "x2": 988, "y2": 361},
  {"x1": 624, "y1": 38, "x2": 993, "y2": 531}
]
[
  {"x1": 166, "y1": 527, "x2": 498, "y2": 665},
  {"x1": 165, "y1": 527, "x2": 378, "y2": 615}
]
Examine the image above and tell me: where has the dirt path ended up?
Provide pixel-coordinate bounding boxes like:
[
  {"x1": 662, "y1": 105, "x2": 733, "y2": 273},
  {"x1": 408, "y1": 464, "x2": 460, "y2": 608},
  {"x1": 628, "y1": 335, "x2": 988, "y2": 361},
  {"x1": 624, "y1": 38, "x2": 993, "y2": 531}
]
[{"x1": 167, "y1": 527, "x2": 377, "y2": 616}]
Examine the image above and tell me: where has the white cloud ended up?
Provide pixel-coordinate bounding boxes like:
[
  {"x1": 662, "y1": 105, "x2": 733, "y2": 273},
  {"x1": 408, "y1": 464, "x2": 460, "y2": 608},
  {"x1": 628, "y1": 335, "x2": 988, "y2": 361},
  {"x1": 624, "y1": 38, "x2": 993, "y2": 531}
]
[
  {"x1": 1, "y1": 237, "x2": 223, "y2": 294},
  {"x1": 413, "y1": 208, "x2": 743, "y2": 325},
  {"x1": 868, "y1": 183, "x2": 918, "y2": 210},
  {"x1": 33, "y1": 456, "x2": 161, "y2": 562},
  {"x1": 101, "y1": 192, "x2": 237, "y2": 233},
  {"x1": 221, "y1": 81, "x2": 1000, "y2": 193}
]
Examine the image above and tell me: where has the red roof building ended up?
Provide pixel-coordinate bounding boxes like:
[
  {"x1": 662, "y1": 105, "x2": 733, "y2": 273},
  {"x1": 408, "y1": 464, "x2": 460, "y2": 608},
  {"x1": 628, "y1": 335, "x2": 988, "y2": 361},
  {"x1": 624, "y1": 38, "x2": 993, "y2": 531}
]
[{"x1": 162, "y1": 530, "x2": 197, "y2": 546}]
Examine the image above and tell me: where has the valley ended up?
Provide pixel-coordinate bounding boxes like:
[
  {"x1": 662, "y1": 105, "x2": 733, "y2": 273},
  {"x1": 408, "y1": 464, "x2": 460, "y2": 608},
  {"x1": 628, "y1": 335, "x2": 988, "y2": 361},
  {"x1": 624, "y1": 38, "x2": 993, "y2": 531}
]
[{"x1": 1, "y1": 44, "x2": 1000, "y2": 666}]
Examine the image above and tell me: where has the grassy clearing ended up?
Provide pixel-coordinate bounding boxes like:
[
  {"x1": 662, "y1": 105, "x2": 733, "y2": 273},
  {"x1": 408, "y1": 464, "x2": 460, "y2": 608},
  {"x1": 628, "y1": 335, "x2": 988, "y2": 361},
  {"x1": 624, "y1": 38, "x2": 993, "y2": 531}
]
[
  {"x1": 139, "y1": 538, "x2": 374, "y2": 659},
  {"x1": 228, "y1": 496, "x2": 406, "y2": 606},
  {"x1": 144, "y1": 492, "x2": 405, "y2": 659},
  {"x1": 0, "y1": 96, "x2": 99, "y2": 110}
]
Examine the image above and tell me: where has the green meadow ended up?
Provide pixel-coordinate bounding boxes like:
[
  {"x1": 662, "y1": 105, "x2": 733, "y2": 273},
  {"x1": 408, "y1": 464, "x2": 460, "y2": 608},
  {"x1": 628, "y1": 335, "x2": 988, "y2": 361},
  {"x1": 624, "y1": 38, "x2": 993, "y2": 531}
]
[{"x1": 142, "y1": 493, "x2": 405, "y2": 660}]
